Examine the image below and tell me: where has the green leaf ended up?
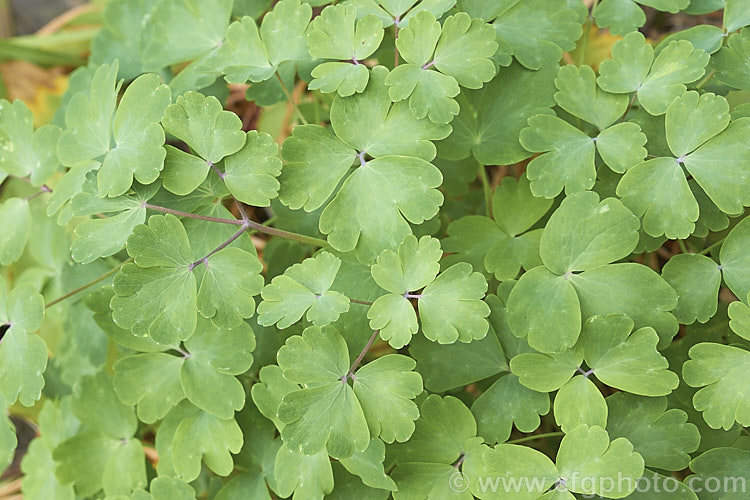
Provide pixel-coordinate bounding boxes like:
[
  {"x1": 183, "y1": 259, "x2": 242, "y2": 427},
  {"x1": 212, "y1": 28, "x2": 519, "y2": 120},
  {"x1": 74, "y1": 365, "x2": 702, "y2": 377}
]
[
  {"x1": 606, "y1": 392, "x2": 700, "y2": 471},
  {"x1": 162, "y1": 91, "x2": 246, "y2": 167},
  {"x1": 111, "y1": 215, "x2": 198, "y2": 344},
  {"x1": 729, "y1": 300, "x2": 750, "y2": 341},
  {"x1": 419, "y1": 262, "x2": 490, "y2": 343},
  {"x1": 689, "y1": 447, "x2": 750, "y2": 500},
  {"x1": 661, "y1": 253, "x2": 721, "y2": 324},
  {"x1": 352, "y1": 354, "x2": 423, "y2": 443},
  {"x1": 0, "y1": 281, "x2": 47, "y2": 407},
  {"x1": 259, "y1": 251, "x2": 349, "y2": 328},
  {"x1": 142, "y1": 0, "x2": 232, "y2": 70},
  {"x1": 666, "y1": 91, "x2": 730, "y2": 158},
  {"x1": 0, "y1": 198, "x2": 31, "y2": 265},
  {"x1": 71, "y1": 371, "x2": 137, "y2": 439},
  {"x1": 492, "y1": 0, "x2": 582, "y2": 70},
  {"x1": 217, "y1": 16, "x2": 275, "y2": 84},
  {"x1": 223, "y1": 131, "x2": 282, "y2": 206},
  {"x1": 683, "y1": 342, "x2": 750, "y2": 430},
  {"x1": 436, "y1": 62, "x2": 557, "y2": 165},
  {"x1": 371, "y1": 234, "x2": 442, "y2": 294},
  {"x1": 0, "y1": 398, "x2": 15, "y2": 472},
  {"x1": 0, "y1": 99, "x2": 61, "y2": 185},
  {"x1": 521, "y1": 114, "x2": 596, "y2": 198},
  {"x1": 251, "y1": 364, "x2": 299, "y2": 431},
  {"x1": 339, "y1": 438, "x2": 397, "y2": 491},
  {"x1": 472, "y1": 374, "x2": 550, "y2": 444},
  {"x1": 569, "y1": 263, "x2": 679, "y2": 348},
  {"x1": 98, "y1": 73, "x2": 171, "y2": 197},
  {"x1": 553, "y1": 375, "x2": 608, "y2": 433},
  {"x1": 597, "y1": 32, "x2": 709, "y2": 115},
  {"x1": 276, "y1": 326, "x2": 370, "y2": 457},
  {"x1": 580, "y1": 314, "x2": 679, "y2": 396},
  {"x1": 70, "y1": 189, "x2": 152, "y2": 264},
  {"x1": 259, "y1": 0, "x2": 313, "y2": 66},
  {"x1": 273, "y1": 443, "x2": 334, "y2": 498},
  {"x1": 386, "y1": 11, "x2": 497, "y2": 123},
  {"x1": 506, "y1": 266, "x2": 581, "y2": 353},
  {"x1": 540, "y1": 191, "x2": 640, "y2": 274},
  {"x1": 720, "y1": 216, "x2": 750, "y2": 301},
  {"x1": 724, "y1": 0, "x2": 750, "y2": 33},
  {"x1": 510, "y1": 348, "x2": 582, "y2": 392},
  {"x1": 554, "y1": 64, "x2": 628, "y2": 131},
  {"x1": 170, "y1": 404, "x2": 244, "y2": 481},
  {"x1": 617, "y1": 157, "x2": 699, "y2": 239},
  {"x1": 556, "y1": 425, "x2": 644, "y2": 498},
  {"x1": 307, "y1": 5, "x2": 384, "y2": 96},
  {"x1": 596, "y1": 122, "x2": 649, "y2": 174},
  {"x1": 712, "y1": 28, "x2": 750, "y2": 90},
  {"x1": 463, "y1": 440, "x2": 558, "y2": 499}
]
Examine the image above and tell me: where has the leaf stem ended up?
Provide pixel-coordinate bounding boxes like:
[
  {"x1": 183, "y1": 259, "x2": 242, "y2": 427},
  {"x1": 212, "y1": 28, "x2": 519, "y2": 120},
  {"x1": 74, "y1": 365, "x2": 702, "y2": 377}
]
[
  {"x1": 275, "y1": 71, "x2": 308, "y2": 125},
  {"x1": 695, "y1": 69, "x2": 716, "y2": 90},
  {"x1": 189, "y1": 225, "x2": 247, "y2": 270},
  {"x1": 344, "y1": 330, "x2": 380, "y2": 381},
  {"x1": 478, "y1": 162, "x2": 492, "y2": 217},
  {"x1": 618, "y1": 92, "x2": 638, "y2": 123},
  {"x1": 678, "y1": 239, "x2": 689, "y2": 254},
  {"x1": 506, "y1": 432, "x2": 564, "y2": 445},
  {"x1": 145, "y1": 203, "x2": 328, "y2": 247},
  {"x1": 24, "y1": 186, "x2": 52, "y2": 201},
  {"x1": 699, "y1": 237, "x2": 725, "y2": 256},
  {"x1": 45, "y1": 258, "x2": 133, "y2": 308},
  {"x1": 350, "y1": 298, "x2": 373, "y2": 306},
  {"x1": 577, "y1": 0, "x2": 600, "y2": 67},
  {"x1": 394, "y1": 16, "x2": 400, "y2": 67}
]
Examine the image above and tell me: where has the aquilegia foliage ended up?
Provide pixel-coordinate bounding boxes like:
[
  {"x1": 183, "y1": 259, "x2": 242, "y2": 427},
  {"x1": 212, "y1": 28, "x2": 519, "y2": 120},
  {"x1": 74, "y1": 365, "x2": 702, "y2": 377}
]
[{"x1": 2, "y1": 0, "x2": 750, "y2": 498}]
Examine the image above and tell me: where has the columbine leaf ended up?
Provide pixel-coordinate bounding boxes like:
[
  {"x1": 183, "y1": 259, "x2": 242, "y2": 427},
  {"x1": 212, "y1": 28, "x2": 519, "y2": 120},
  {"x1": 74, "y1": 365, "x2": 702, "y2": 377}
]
[
  {"x1": 111, "y1": 214, "x2": 198, "y2": 344},
  {"x1": 371, "y1": 234, "x2": 441, "y2": 294},
  {"x1": 386, "y1": 11, "x2": 497, "y2": 123},
  {"x1": 553, "y1": 375, "x2": 608, "y2": 433},
  {"x1": 307, "y1": 4, "x2": 384, "y2": 96},
  {"x1": 276, "y1": 326, "x2": 371, "y2": 457},
  {"x1": 579, "y1": 314, "x2": 679, "y2": 396},
  {"x1": 339, "y1": 438, "x2": 397, "y2": 491},
  {"x1": 711, "y1": 28, "x2": 750, "y2": 90},
  {"x1": 492, "y1": 0, "x2": 582, "y2": 70},
  {"x1": 0, "y1": 198, "x2": 32, "y2": 265},
  {"x1": 419, "y1": 262, "x2": 490, "y2": 343},
  {"x1": 724, "y1": 0, "x2": 750, "y2": 33},
  {"x1": 0, "y1": 280, "x2": 46, "y2": 407},
  {"x1": 161, "y1": 91, "x2": 246, "y2": 194},
  {"x1": 258, "y1": 251, "x2": 350, "y2": 328},
  {"x1": 0, "y1": 99, "x2": 61, "y2": 185},
  {"x1": 273, "y1": 443, "x2": 334, "y2": 499},
  {"x1": 568, "y1": 263, "x2": 679, "y2": 348},
  {"x1": 223, "y1": 131, "x2": 282, "y2": 206},
  {"x1": 510, "y1": 348, "x2": 582, "y2": 393},
  {"x1": 597, "y1": 32, "x2": 709, "y2": 115},
  {"x1": 594, "y1": 0, "x2": 689, "y2": 35},
  {"x1": 661, "y1": 253, "x2": 721, "y2": 324},
  {"x1": 606, "y1": 393, "x2": 700, "y2": 471},
  {"x1": 71, "y1": 371, "x2": 138, "y2": 439},
  {"x1": 352, "y1": 354, "x2": 423, "y2": 443},
  {"x1": 436, "y1": 62, "x2": 556, "y2": 165},
  {"x1": 682, "y1": 342, "x2": 750, "y2": 430},
  {"x1": 719, "y1": 216, "x2": 750, "y2": 302},
  {"x1": 554, "y1": 64, "x2": 628, "y2": 131},
  {"x1": 444, "y1": 174, "x2": 551, "y2": 280},
  {"x1": 556, "y1": 425, "x2": 644, "y2": 498}
]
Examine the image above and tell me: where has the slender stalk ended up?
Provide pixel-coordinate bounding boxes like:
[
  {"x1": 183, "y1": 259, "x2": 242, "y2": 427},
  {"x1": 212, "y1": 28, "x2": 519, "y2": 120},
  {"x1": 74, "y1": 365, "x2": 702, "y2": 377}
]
[
  {"x1": 24, "y1": 187, "x2": 51, "y2": 201},
  {"x1": 478, "y1": 162, "x2": 492, "y2": 218},
  {"x1": 577, "y1": 0, "x2": 600, "y2": 67},
  {"x1": 678, "y1": 239, "x2": 689, "y2": 254},
  {"x1": 394, "y1": 20, "x2": 400, "y2": 67},
  {"x1": 190, "y1": 226, "x2": 247, "y2": 270},
  {"x1": 145, "y1": 204, "x2": 244, "y2": 225},
  {"x1": 350, "y1": 298, "x2": 373, "y2": 306},
  {"x1": 46, "y1": 258, "x2": 132, "y2": 308},
  {"x1": 146, "y1": 203, "x2": 328, "y2": 247},
  {"x1": 695, "y1": 69, "x2": 716, "y2": 90},
  {"x1": 699, "y1": 237, "x2": 725, "y2": 256},
  {"x1": 344, "y1": 330, "x2": 380, "y2": 381},
  {"x1": 618, "y1": 92, "x2": 638, "y2": 123},
  {"x1": 275, "y1": 71, "x2": 308, "y2": 125},
  {"x1": 506, "y1": 432, "x2": 565, "y2": 445}
]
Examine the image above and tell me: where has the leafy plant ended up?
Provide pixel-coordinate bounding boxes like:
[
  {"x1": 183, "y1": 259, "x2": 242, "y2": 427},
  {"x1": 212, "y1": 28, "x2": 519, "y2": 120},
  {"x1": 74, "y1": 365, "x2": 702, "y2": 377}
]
[{"x1": 4, "y1": 0, "x2": 750, "y2": 498}]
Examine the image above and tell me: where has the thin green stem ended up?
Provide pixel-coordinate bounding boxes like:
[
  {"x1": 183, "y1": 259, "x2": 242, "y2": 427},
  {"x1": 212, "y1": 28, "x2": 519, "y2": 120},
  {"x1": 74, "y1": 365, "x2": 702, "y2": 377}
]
[
  {"x1": 578, "y1": 0, "x2": 600, "y2": 67},
  {"x1": 145, "y1": 203, "x2": 328, "y2": 247},
  {"x1": 678, "y1": 239, "x2": 689, "y2": 254},
  {"x1": 46, "y1": 258, "x2": 133, "y2": 308},
  {"x1": 190, "y1": 226, "x2": 247, "y2": 270},
  {"x1": 618, "y1": 92, "x2": 638, "y2": 123},
  {"x1": 350, "y1": 298, "x2": 373, "y2": 306},
  {"x1": 695, "y1": 69, "x2": 716, "y2": 90},
  {"x1": 275, "y1": 71, "x2": 308, "y2": 125},
  {"x1": 699, "y1": 237, "x2": 725, "y2": 256},
  {"x1": 344, "y1": 330, "x2": 380, "y2": 381},
  {"x1": 478, "y1": 162, "x2": 492, "y2": 218},
  {"x1": 506, "y1": 432, "x2": 565, "y2": 445}
]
